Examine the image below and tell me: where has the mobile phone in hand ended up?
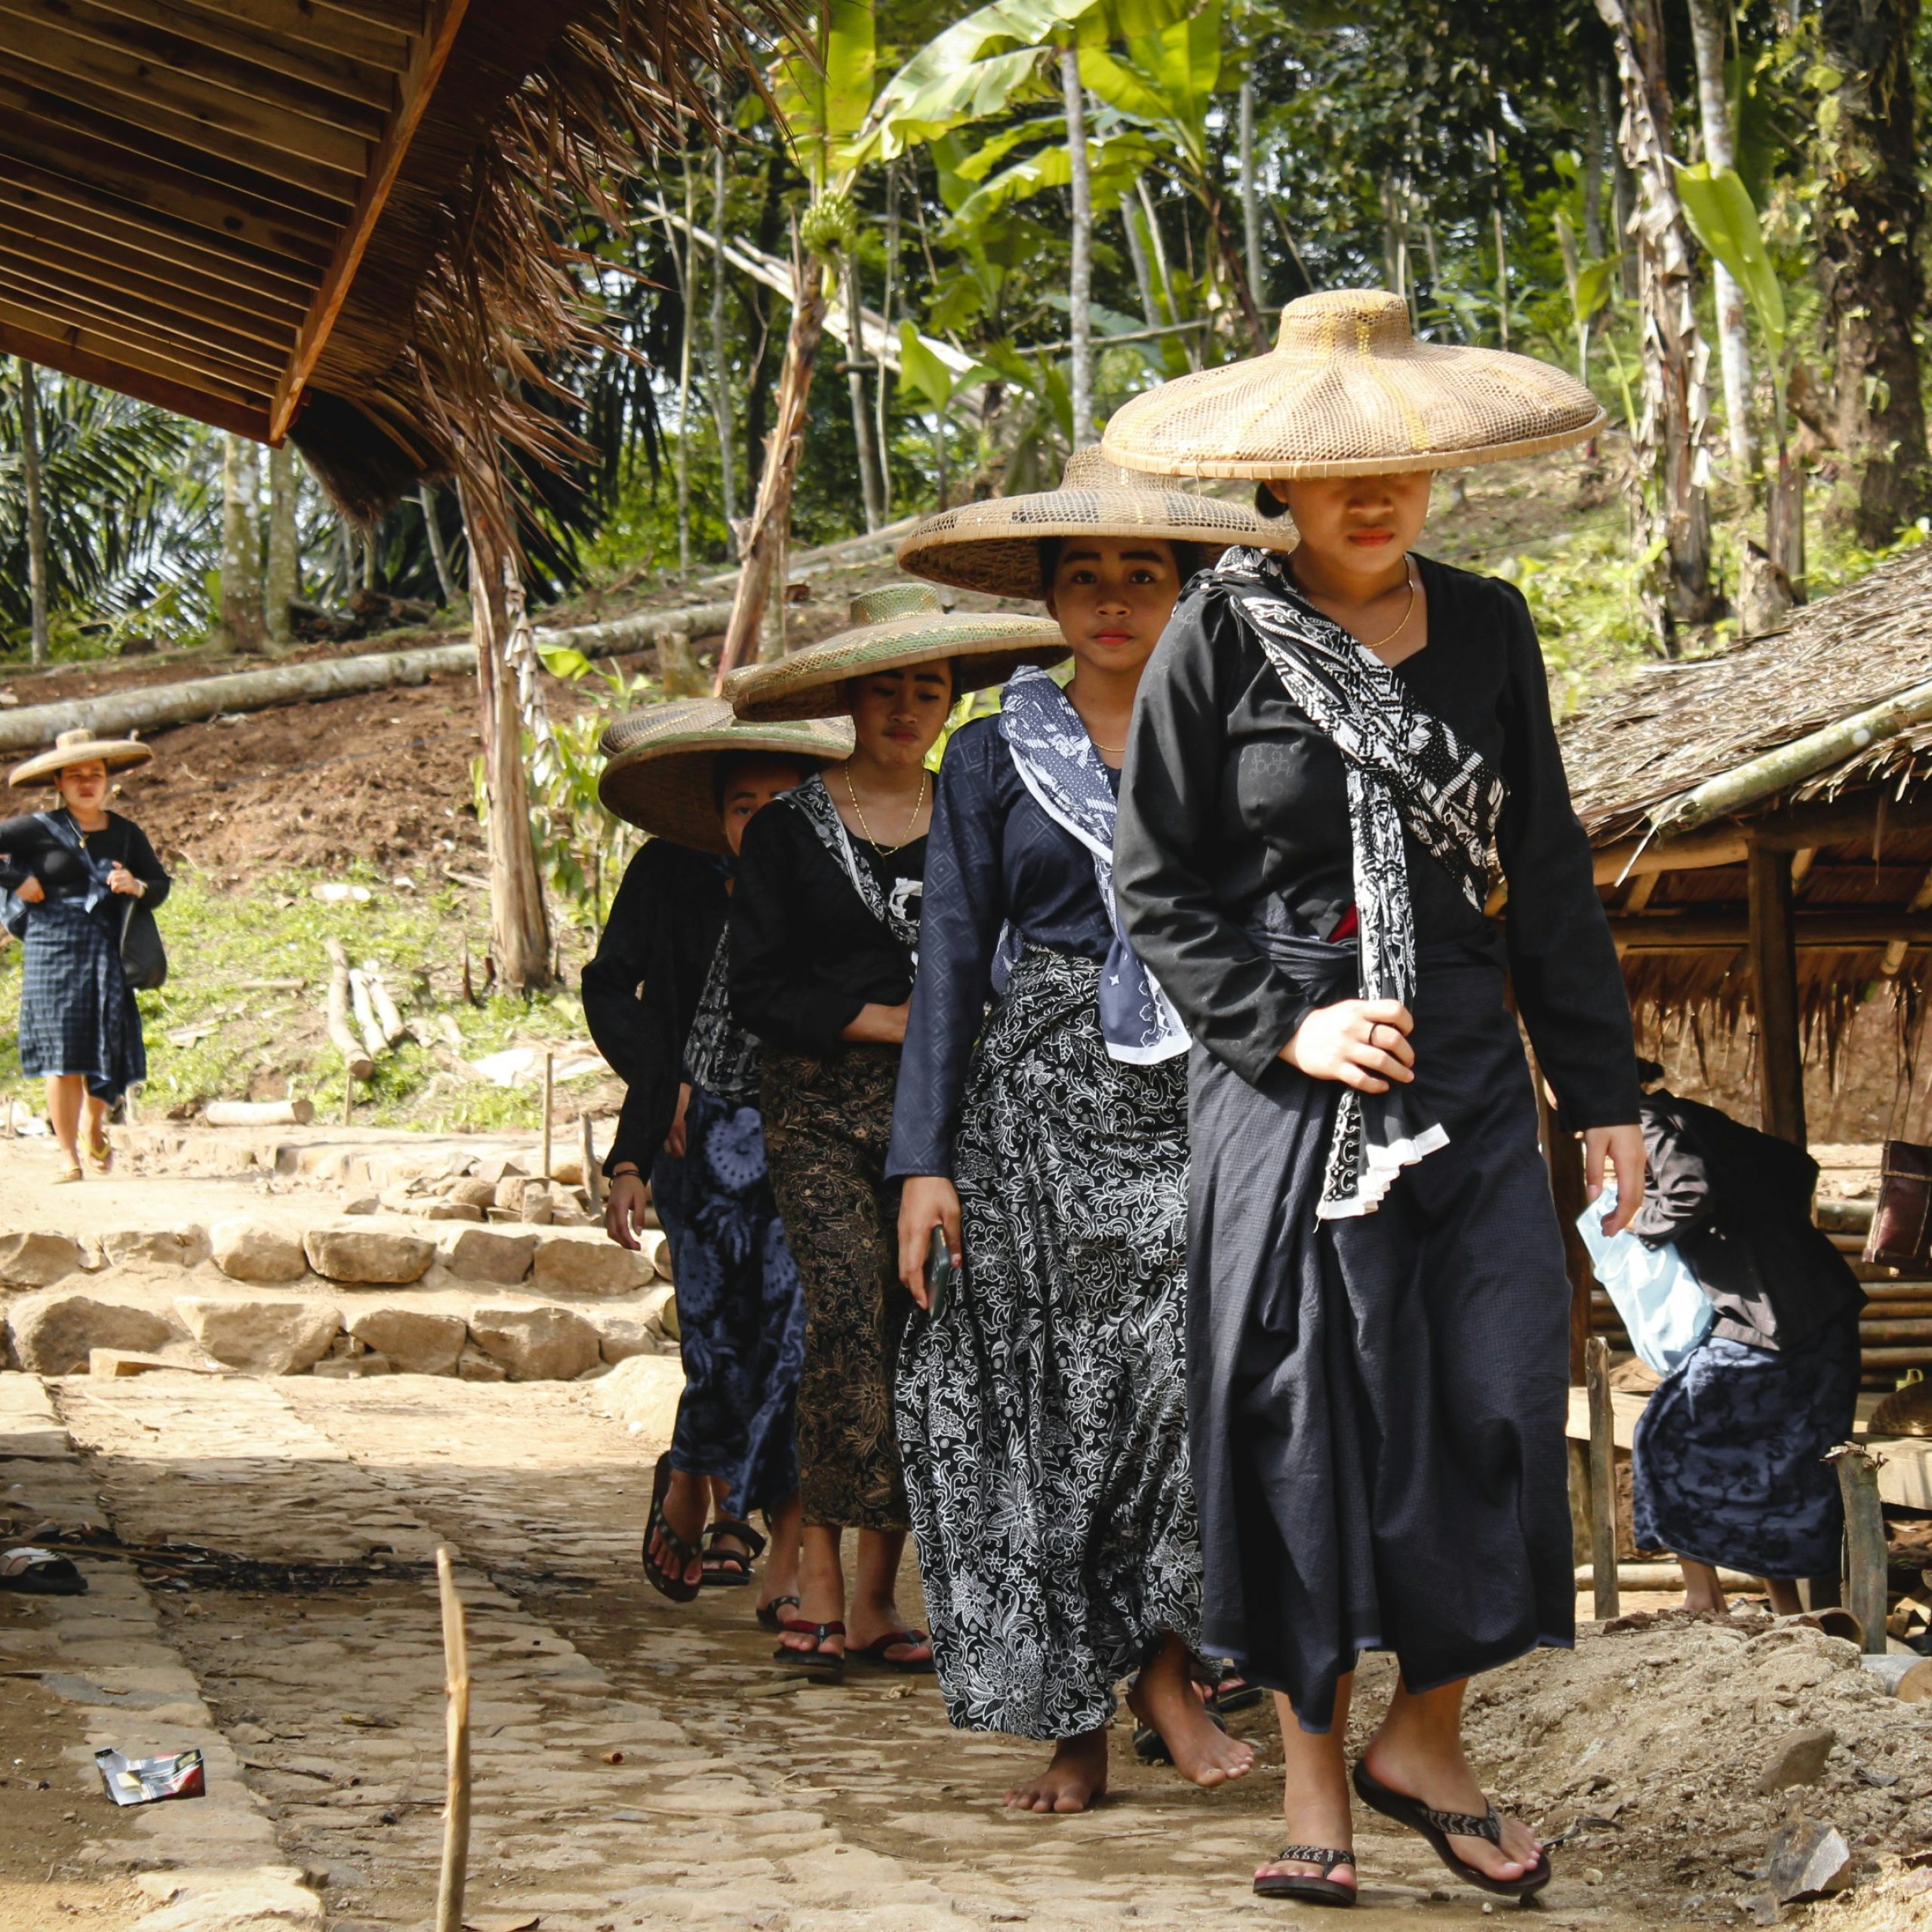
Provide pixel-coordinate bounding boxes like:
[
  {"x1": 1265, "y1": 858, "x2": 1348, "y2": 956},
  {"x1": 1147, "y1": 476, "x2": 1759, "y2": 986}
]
[{"x1": 924, "y1": 1225, "x2": 957, "y2": 1321}]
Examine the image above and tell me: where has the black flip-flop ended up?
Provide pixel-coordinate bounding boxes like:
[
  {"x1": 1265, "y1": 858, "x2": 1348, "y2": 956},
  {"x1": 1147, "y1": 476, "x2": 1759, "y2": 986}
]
[
  {"x1": 847, "y1": 1628, "x2": 934, "y2": 1674},
  {"x1": 699, "y1": 1516, "x2": 768, "y2": 1588},
  {"x1": 756, "y1": 1594, "x2": 801, "y2": 1633},
  {"x1": 639, "y1": 1459, "x2": 702, "y2": 1604},
  {"x1": 773, "y1": 1617, "x2": 845, "y2": 1681},
  {"x1": 0, "y1": 1547, "x2": 86, "y2": 1596},
  {"x1": 1208, "y1": 1668, "x2": 1264, "y2": 1717},
  {"x1": 1133, "y1": 1705, "x2": 1228, "y2": 1764},
  {"x1": 1254, "y1": 1845, "x2": 1356, "y2": 1907},
  {"x1": 1352, "y1": 1761, "x2": 1551, "y2": 1900}
]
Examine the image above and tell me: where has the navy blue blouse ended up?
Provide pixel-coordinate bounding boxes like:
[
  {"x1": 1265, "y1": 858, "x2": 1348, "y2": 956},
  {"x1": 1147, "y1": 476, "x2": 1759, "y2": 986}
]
[{"x1": 885, "y1": 715, "x2": 1115, "y2": 1180}]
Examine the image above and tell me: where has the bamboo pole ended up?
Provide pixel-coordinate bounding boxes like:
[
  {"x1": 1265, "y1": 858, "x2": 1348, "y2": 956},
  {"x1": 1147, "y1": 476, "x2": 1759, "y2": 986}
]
[
  {"x1": 1586, "y1": 1337, "x2": 1620, "y2": 1620},
  {"x1": 540, "y1": 1051, "x2": 554, "y2": 1181},
  {"x1": 434, "y1": 1546, "x2": 471, "y2": 1932},
  {"x1": 1830, "y1": 1444, "x2": 1888, "y2": 1654}
]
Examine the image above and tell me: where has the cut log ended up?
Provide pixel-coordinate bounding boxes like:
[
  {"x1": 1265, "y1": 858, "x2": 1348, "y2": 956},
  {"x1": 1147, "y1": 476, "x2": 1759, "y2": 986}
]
[
  {"x1": 1831, "y1": 1443, "x2": 1887, "y2": 1654},
  {"x1": 347, "y1": 968, "x2": 388, "y2": 1063},
  {"x1": 1863, "y1": 1654, "x2": 1932, "y2": 1700},
  {"x1": 1575, "y1": 1561, "x2": 1760, "y2": 1591},
  {"x1": 361, "y1": 961, "x2": 408, "y2": 1048},
  {"x1": 325, "y1": 939, "x2": 375, "y2": 1082},
  {"x1": 203, "y1": 1098, "x2": 315, "y2": 1127}
]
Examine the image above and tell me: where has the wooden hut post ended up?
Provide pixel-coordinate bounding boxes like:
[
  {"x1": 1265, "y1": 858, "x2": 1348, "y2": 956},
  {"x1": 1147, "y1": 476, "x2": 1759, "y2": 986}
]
[
  {"x1": 1830, "y1": 1444, "x2": 1887, "y2": 1654},
  {"x1": 1534, "y1": 1065, "x2": 1596, "y2": 1385},
  {"x1": 1746, "y1": 838, "x2": 1807, "y2": 1146},
  {"x1": 1586, "y1": 1337, "x2": 1620, "y2": 1620}
]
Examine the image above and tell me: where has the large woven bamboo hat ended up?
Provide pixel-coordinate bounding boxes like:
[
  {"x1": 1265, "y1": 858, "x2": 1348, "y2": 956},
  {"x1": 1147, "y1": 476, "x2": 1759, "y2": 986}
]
[
  {"x1": 1100, "y1": 288, "x2": 1606, "y2": 480},
  {"x1": 9, "y1": 725, "x2": 155, "y2": 787},
  {"x1": 598, "y1": 699, "x2": 854, "y2": 854},
  {"x1": 726, "y1": 585, "x2": 1067, "y2": 723},
  {"x1": 895, "y1": 446, "x2": 1296, "y2": 599}
]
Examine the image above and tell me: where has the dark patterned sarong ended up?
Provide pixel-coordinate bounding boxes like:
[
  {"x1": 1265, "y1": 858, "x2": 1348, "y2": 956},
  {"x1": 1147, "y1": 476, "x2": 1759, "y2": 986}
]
[
  {"x1": 18, "y1": 898, "x2": 146, "y2": 1102},
  {"x1": 650, "y1": 1082, "x2": 805, "y2": 1518},
  {"x1": 897, "y1": 947, "x2": 1201, "y2": 1739},
  {"x1": 760, "y1": 1043, "x2": 912, "y2": 1531}
]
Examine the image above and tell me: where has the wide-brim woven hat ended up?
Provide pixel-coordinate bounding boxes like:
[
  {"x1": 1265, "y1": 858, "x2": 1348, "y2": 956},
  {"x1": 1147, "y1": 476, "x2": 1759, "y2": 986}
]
[
  {"x1": 895, "y1": 446, "x2": 1297, "y2": 599},
  {"x1": 597, "y1": 699, "x2": 854, "y2": 854},
  {"x1": 1100, "y1": 288, "x2": 1606, "y2": 480},
  {"x1": 9, "y1": 726, "x2": 155, "y2": 787},
  {"x1": 726, "y1": 584, "x2": 1067, "y2": 723}
]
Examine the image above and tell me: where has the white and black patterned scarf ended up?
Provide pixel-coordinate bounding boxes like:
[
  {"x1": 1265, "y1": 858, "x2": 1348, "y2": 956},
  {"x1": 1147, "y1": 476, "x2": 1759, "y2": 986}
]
[
  {"x1": 998, "y1": 666, "x2": 1188, "y2": 1065},
  {"x1": 1216, "y1": 545, "x2": 1506, "y2": 1219},
  {"x1": 683, "y1": 931, "x2": 761, "y2": 1105},
  {"x1": 780, "y1": 771, "x2": 922, "y2": 962}
]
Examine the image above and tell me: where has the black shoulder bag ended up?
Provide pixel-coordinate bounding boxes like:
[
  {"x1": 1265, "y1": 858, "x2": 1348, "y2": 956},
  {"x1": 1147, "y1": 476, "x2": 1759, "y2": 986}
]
[{"x1": 38, "y1": 812, "x2": 168, "y2": 992}]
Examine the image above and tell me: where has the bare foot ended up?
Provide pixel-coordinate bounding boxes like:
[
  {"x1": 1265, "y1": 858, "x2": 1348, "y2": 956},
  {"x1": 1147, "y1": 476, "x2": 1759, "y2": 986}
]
[
  {"x1": 1128, "y1": 1651, "x2": 1256, "y2": 1789},
  {"x1": 1360, "y1": 1734, "x2": 1540, "y2": 1885},
  {"x1": 1004, "y1": 1730, "x2": 1108, "y2": 1814}
]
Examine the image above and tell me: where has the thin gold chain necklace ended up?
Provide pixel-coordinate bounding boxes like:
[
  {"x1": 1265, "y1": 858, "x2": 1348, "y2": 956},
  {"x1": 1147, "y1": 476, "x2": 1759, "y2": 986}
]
[
  {"x1": 843, "y1": 764, "x2": 928, "y2": 857},
  {"x1": 1293, "y1": 557, "x2": 1417, "y2": 651}
]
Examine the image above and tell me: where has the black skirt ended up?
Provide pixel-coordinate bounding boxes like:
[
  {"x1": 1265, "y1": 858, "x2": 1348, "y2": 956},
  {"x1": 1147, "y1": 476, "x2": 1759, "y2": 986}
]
[
  {"x1": 18, "y1": 898, "x2": 146, "y2": 1103},
  {"x1": 1186, "y1": 932, "x2": 1574, "y2": 1730}
]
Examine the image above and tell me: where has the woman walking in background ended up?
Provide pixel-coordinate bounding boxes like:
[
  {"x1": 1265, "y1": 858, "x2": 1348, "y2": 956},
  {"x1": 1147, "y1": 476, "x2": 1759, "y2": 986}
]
[
  {"x1": 1, "y1": 728, "x2": 168, "y2": 1183},
  {"x1": 1106, "y1": 291, "x2": 1645, "y2": 1905},
  {"x1": 890, "y1": 451, "x2": 1294, "y2": 1812},
  {"x1": 727, "y1": 587, "x2": 1065, "y2": 1682},
  {"x1": 587, "y1": 699, "x2": 848, "y2": 1619}
]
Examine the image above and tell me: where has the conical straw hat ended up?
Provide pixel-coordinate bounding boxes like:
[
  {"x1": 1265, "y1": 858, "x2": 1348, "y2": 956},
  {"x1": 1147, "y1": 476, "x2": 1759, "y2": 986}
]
[
  {"x1": 895, "y1": 446, "x2": 1296, "y2": 599},
  {"x1": 1100, "y1": 289, "x2": 1606, "y2": 480},
  {"x1": 726, "y1": 584, "x2": 1067, "y2": 724},
  {"x1": 9, "y1": 725, "x2": 155, "y2": 786},
  {"x1": 598, "y1": 698, "x2": 854, "y2": 853}
]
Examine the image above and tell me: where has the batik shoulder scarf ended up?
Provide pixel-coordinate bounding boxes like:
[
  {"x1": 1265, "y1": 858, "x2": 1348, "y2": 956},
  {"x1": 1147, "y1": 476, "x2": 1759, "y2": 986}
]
[
  {"x1": 1214, "y1": 544, "x2": 1506, "y2": 1220},
  {"x1": 779, "y1": 771, "x2": 922, "y2": 962},
  {"x1": 998, "y1": 665, "x2": 1188, "y2": 1065},
  {"x1": 684, "y1": 931, "x2": 761, "y2": 1106}
]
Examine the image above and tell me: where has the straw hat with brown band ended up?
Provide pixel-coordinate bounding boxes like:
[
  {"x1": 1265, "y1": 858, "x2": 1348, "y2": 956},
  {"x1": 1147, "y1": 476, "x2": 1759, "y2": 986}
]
[
  {"x1": 894, "y1": 446, "x2": 1297, "y2": 601},
  {"x1": 725, "y1": 585, "x2": 1068, "y2": 724},
  {"x1": 9, "y1": 726, "x2": 155, "y2": 788},
  {"x1": 1100, "y1": 288, "x2": 1606, "y2": 482},
  {"x1": 598, "y1": 699, "x2": 856, "y2": 855}
]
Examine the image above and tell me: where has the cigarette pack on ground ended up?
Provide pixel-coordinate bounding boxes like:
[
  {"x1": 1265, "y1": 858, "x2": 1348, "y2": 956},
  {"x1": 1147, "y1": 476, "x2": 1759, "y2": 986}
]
[{"x1": 94, "y1": 1746, "x2": 205, "y2": 1805}]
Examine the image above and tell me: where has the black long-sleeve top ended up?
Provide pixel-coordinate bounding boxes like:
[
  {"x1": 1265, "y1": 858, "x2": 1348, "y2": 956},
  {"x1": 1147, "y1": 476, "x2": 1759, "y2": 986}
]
[
  {"x1": 1114, "y1": 554, "x2": 1639, "y2": 1129},
  {"x1": 0, "y1": 811, "x2": 170, "y2": 912},
  {"x1": 728, "y1": 792, "x2": 924, "y2": 1060},
  {"x1": 885, "y1": 715, "x2": 1115, "y2": 1180},
  {"x1": 583, "y1": 839, "x2": 729, "y2": 1176}
]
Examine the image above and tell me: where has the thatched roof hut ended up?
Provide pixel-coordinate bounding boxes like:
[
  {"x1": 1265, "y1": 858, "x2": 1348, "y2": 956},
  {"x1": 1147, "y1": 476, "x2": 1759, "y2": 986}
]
[
  {"x1": 1550, "y1": 540, "x2": 1932, "y2": 1145},
  {"x1": 0, "y1": 0, "x2": 777, "y2": 522}
]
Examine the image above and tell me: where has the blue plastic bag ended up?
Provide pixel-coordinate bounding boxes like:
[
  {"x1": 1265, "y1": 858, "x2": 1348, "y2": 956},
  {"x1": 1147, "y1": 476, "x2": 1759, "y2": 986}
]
[{"x1": 1577, "y1": 1186, "x2": 1713, "y2": 1376}]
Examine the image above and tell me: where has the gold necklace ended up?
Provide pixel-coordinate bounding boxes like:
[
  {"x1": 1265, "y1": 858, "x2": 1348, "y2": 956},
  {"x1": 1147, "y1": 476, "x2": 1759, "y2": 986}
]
[
  {"x1": 1294, "y1": 557, "x2": 1417, "y2": 651},
  {"x1": 843, "y1": 764, "x2": 928, "y2": 857}
]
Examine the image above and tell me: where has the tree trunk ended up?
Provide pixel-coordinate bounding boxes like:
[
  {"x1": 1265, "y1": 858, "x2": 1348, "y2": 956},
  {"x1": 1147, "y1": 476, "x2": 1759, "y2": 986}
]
[
  {"x1": 265, "y1": 441, "x2": 299, "y2": 648},
  {"x1": 1686, "y1": 0, "x2": 1757, "y2": 475},
  {"x1": 1595, "y1": 0, "x2": 1722, "y2": 648},
  {"x1": 17, "y1": 358, "x2": 50, "y2": 668},
  {"x1": 1061, "y1": 48, "x2": 1095, "y2": 451},
  {"x1": 844, "y1": 255, "x2": 884, "y2": 533},
  {"x1": 671, "y1": 165, "x2": 696, "y2": 578},
  {"x1": 1583, "y1": 74, "x2": 1608, "y2": 261},
  {"x1": 460, "y1": 488, "x2": 552, "y2": 992},
  {"x1": 1816, "y1": 0, "x2": 1931, "y2": 545},
  {"x1": 1239, "y1": 73, "x2": 1266, "y2": 321},
  {"x1": 1609, "y1": 72, "x2": 1640, "y2": 300},
  {"x1": 419, "y1": 483, "x2": 460, "y2": 606},
  {"x1": 217, "y1": 432, "x2": 266, "y2": 654},
  {"x1": 875, "y1": 163, "x2": 897, "y2": 524},
  {"x1": 709, "y1": 140, "x2": 738, "y2": 541},
  {"x1": 1484, "y1": 121, "x2": 1509, "y2": 348},
  {"x1": 1121, "y1": 193, "x2": 1160, "y2": 331},
  {"x1": 717, "y1": 251, "x2": 830, "y2": 682}
]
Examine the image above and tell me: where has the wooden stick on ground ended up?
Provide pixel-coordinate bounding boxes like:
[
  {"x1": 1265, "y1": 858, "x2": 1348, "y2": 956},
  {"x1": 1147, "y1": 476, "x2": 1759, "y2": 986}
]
[
  {"x1": 204, "y1": 1099, "x2": 315, "y2": 1128},
  {"x1": 361, "y1": 961, "x2": 408, "y2": 1048},
  {"x1": 324, "y1": 939, "x2": 375, "y2": 1082},
  {"x1": 580, "y1": 1112, "x2": 603, "y2": 1208},
  {"x1": 1829, "y1": 1443, "x2": 1888, "y2": 1654},
  {"x1": 434, "y1": 1546, "x2": 471, "y2": 1932},
  {"x1": 540, "y1": 1051, "x2": 554, "y2": 1180},
  {"x1": 347, "y1": 968, "x2": 388, "y2": 1063},
  {"x1": 1586, "y1": 1337, "x2": 1620, "y2": 1620}
]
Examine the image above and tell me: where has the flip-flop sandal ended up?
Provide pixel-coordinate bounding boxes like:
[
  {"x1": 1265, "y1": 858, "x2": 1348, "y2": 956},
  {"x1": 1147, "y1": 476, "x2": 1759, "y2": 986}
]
[
  {"x1": 847, "y1": 1628, "x2": 934, "y2": 1674},
  {"x1": 639, "y1": 1458, "x2": 702, "y2": 1604},
  {"x1": 1352, "y1": 1761, "x2": 1551, "y2": 1900},
  {"x1": 1133, "y1": 1705, "x2": 1229, "y2": 1764},
  {"x1": 85, "y1": 1139, "x2": 112, "y2": 1173},
  {"x1": 1208, "y1": 1670, "x2": 1264, "y2": 1717},
  {"x1": 755, "y1": 1594, "x2": 801, "y2": 1633},
  {"x1": 50, "y1": 1165, "x2": 82, "y2": 1186},
  {"x1": 1254, "y1": 1845, "x2": 1357, "y2": 1906},
  {"x1": 0, "y1": 1546, "x2": 88, "y2": 1595},
  {"x1": 773, "y1": 1617, "x2": 845, "y2": 1681},
  {"x1": 699, "y1": 1516, "x2": 768, "y2": 1588}
]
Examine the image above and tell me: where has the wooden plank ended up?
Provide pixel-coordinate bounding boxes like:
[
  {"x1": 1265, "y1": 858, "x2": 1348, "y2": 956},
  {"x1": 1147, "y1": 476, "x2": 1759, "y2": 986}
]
[
  {"x1": 158, "y1": 0, "x2": 411, "y2": 69},
  {"x1": 269, "y1": 0, "x2": 470, "y2": 439},
  {"x1": 318, "y1": 0, "x2": 428, "y2": 31},
  {"x1": 0, "y1": 217, "x2": 302, "y2": 355},
  {"x1": 2, "y1": 29, "x2": 371, "y2": 183},
  {"x1": 0, "y1": 80, "x2": 351, "y2": 238},
  {"x1": 78, "y1": 0, "x2": 399, "y2": 109},
  {"x1": 1747, "y1": 841, "x2": 1807, "y2": 1147},
  {"x1": 0, "y1": 168, "x2": 313, "y2": 312},
  {"x1": 0, "y1": 306, "x2": 270, "y2": 432},
  {"x1": 1588, "y1": 795, "x2": 1932, "y2": 887},
  {"x1": 1611, "y1": 912, "x2": 1932, "y2": 948},
  {"x1": 0, "y1": 266, "x2": 285, "y2": 387}
]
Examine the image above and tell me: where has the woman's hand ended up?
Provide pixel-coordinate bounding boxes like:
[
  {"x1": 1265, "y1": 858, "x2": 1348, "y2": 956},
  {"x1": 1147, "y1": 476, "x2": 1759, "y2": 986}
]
[
  {"x1": 841, "y1": 1000, "x2": 910, "y2": 1044},
  {"x1": 1586, "y1": 1123, "x2": 1647, "y2": 1236},
  {"x1": 13, "y1": 877, "x2": 45, "y2": 905},
  {"x1": 1279, "y1": 998, "x2": 1415, "y2": 1092},
  {"x1": 898, "y1": 1175, "x2": 962, "y2": 1306},
  {"x1": 663, "y1": 1082, "x2": 692, "y2": 1160},
  {"x1": 604, "y1": 1170, "x2": 650, "y2": 1251},
  {"x1": 106, "y1": 863, "x2": 144, "y2": 897}
]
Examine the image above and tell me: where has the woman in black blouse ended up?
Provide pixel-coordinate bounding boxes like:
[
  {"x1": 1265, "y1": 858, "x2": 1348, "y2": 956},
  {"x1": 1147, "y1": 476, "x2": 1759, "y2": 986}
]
[
  {"x1": 728, "y1": 587, "x2": 1065, "y2": 1682},
  {"x1": 2, "y1": 729, "x2": 169, "y2": 1183},
  {"x1": 888, "y1": 450, "x2": 1296, "y2": 1811},
  {"x1": 1104, "y1": 291, "x2": 1645, "y2": 1905}
]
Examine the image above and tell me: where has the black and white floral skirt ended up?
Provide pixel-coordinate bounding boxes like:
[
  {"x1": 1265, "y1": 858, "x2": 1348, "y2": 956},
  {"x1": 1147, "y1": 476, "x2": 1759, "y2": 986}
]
[{"x1": 896, "y1": 946, "x2": 1202, "y2": 1740}]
